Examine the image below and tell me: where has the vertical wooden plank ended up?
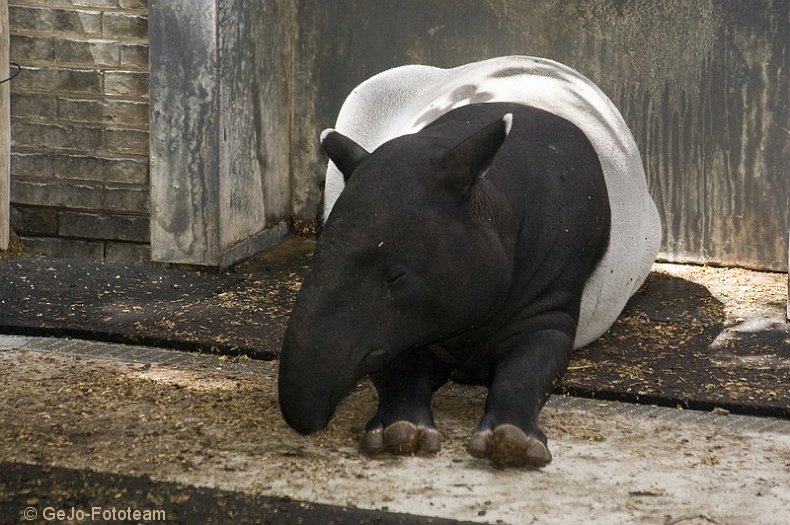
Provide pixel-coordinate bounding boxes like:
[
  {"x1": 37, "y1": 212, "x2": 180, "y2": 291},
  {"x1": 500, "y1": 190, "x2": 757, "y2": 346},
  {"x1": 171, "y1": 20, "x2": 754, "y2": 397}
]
[{"x1": 0, "y1": 0, "x2": 9, "y2": 251}]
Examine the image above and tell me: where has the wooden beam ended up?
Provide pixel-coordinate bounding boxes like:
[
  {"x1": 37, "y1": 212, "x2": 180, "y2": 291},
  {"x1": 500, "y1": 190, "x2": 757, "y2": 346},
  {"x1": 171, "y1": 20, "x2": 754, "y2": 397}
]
[{"x1": 0, "y1": 0, "x2": 9, "y2": 251}]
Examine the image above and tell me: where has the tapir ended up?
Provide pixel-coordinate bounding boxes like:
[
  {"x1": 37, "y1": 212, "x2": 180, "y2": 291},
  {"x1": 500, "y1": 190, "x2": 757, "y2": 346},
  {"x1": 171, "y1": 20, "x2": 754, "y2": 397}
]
[{"x1": 278, "y1": 56, "x2": 661, "y2": 467}]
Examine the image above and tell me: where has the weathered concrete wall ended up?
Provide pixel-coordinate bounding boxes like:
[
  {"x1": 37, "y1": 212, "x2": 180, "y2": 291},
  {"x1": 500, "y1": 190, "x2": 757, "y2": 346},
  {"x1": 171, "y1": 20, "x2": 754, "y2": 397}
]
[
  {"x1": 217, "y1": 0, "x2": 293, "y2": 267},
  {"x1": 14, "y1": 0, "x2": 784, "y2": 270},
  {"x1": 291, "y1": 0, "x2": 790, "y2": 271},
  {"x1": 8, "y1": 0, "x2": 150, "y2": 262},
  {"x1": 149, "y1": 0, "x2": 220, "y2": 265},
  {"x1": 149, "y1": 0, "x2": 292, "y2": 267}
]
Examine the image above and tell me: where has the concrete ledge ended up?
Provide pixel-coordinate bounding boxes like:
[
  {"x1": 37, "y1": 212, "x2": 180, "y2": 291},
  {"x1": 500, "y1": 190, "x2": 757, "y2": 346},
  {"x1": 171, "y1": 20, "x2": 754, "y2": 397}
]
[{"x1": 218, "y1": 221, "x2": 289, "y2": 271}]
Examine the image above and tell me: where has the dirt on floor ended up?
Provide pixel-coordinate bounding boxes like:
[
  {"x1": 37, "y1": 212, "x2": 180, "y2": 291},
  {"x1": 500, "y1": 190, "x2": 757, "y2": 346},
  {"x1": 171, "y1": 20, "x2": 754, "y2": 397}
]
[
  {"x1": 2, "y1": 346, "x2": 789, "y2": 525},
  {"x1": 0, "y1": 237, "x2": 314, "y2": 357}
]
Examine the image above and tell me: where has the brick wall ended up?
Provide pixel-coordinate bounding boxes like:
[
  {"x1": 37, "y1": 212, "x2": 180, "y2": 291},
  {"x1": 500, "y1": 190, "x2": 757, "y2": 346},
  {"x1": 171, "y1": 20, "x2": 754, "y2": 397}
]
[{"x1": 8, "y1": 0, "x2": 149, "y2": 263}]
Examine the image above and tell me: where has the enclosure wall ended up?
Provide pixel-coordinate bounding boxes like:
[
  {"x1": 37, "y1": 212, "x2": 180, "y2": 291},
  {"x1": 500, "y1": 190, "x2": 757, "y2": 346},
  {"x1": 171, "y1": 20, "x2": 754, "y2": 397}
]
[
  {"x1": 291, "y1": 0, "x2": 790, "y2": 271},
  {"x1": 5, "y1": 0, "x2": 789, "y2": 270},
  {"x1": 7, "y1": 0, "x2": 150, "y2": 262}
]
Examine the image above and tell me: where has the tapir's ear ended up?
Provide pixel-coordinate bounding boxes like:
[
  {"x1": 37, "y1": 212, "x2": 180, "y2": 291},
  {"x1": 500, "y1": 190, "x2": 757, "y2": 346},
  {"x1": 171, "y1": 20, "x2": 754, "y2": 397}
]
[
  {"x1": 442, "y1": 113, "x2": 512, "y2": 199},
  {"x1": 320, "y1": 129, "x2": 370, "y2": 182}
]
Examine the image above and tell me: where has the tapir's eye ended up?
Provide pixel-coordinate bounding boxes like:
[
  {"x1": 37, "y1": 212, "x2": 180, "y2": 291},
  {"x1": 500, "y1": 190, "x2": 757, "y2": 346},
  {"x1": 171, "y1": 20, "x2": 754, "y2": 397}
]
[{"x1": 385, "y1": 266, "x2": 407, "y2": 285}]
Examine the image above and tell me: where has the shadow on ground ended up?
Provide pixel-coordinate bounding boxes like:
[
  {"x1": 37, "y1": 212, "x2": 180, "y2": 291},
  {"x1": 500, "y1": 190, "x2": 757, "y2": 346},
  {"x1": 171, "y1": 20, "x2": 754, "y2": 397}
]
[
  {"x1": 564, "y1": 274, "x2": 726, "y2": 407},
  {"x1": 0, "y1": 462, "x2": 476, "y2": 525}
]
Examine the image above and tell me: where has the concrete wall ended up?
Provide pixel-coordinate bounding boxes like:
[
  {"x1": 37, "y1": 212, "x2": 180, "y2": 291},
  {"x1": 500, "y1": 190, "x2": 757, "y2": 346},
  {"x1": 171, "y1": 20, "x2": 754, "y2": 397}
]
[
  {"x1": 291, "y1": 0, "x2": 790, "y2": 272},
  {"x1": 6, "y1": 0, "x2": 788, "y2": 271},
  {"x1": 149, "y1": 0, "x2": 292, "y2": 268},
  {"x1": 8, "y1": 0, "x2": 150, "y2": 262}
]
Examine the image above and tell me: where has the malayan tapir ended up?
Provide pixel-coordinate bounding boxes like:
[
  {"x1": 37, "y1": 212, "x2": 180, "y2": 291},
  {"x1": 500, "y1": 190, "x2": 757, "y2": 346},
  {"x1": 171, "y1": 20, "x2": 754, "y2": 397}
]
[{"x1": 278, "y1": 56, "x2": 661, "y2": 467}]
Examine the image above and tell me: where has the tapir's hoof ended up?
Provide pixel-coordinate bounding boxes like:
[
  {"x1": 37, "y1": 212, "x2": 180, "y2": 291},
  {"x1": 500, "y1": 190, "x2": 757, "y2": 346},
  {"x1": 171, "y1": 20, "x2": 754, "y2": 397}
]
[
  {"x1": 361, "y1": 421, "x2": 441, "y2": 456},
  {"x1": 467, "y1": 424, "x2": 552, "y2": 468}
]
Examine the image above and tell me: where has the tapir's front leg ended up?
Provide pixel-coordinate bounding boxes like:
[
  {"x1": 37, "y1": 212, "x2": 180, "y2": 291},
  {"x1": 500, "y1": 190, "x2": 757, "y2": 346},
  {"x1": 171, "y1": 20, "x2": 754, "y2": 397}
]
[
  {"x1": 362, "y1": 348, "x2": 449, "y2": 456},
  {"x1": 467, "y1": 328, "x2": 572, "y2": 467}
]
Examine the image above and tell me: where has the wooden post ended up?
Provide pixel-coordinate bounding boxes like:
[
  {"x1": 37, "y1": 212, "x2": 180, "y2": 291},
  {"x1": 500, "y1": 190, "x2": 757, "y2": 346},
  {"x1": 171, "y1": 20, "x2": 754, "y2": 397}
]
[
  {"x1": 0, "y1": 0, "x2": 10, "y2": 251},
  {"x1": 149, "y1": 0, "x2": 292, "y2": 268}
]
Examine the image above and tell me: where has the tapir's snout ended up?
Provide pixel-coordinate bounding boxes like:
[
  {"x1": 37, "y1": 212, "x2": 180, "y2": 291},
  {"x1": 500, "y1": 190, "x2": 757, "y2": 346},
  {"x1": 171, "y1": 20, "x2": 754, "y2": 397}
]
[
  {"x1": 277, "y1": 378, "x2": 333, "y2": 435},
  {"x1": 277, "y1": 319, "x2": 357, "y2": 435}
]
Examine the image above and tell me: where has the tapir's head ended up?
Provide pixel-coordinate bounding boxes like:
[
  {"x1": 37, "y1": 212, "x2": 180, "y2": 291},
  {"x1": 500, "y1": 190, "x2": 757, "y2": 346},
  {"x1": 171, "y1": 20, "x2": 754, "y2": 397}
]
[{"x1": 278, "y1": 115, "x2": 516, "y2": 434}]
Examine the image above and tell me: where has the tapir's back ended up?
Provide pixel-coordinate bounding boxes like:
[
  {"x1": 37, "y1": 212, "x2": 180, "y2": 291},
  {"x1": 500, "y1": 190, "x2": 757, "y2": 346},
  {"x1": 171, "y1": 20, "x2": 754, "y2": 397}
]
[{"x1": 322, "y1": 56, "x2": 661, "y2": 348}]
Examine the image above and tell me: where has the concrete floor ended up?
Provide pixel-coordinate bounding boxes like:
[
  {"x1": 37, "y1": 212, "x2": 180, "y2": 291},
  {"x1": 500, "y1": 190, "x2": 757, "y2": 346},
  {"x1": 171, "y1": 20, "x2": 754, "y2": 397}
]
[{"x1": 2, "y1": 335, "x2": 789, "y2": 525}]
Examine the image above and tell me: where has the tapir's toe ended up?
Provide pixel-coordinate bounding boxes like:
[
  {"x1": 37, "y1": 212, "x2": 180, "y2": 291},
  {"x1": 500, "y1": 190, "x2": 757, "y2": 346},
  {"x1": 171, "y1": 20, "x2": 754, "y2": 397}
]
[
  {"x1": 360, "y1": 426, "x2": 384, "y2": 454},
  {"x1": 466, "y1": 429, "x2": 492, "y2": 458},
  {"x1": 467, "y1": 424, "x2": 552, "y2": 468},
  {"x1": 361, "y1": 421, "x2": 441, "y2": 456}
]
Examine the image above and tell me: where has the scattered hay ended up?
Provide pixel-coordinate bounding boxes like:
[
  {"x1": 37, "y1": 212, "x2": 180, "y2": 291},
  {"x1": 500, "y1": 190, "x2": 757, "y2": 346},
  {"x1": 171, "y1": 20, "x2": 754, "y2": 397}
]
[
  {"x1": 0, "y1": 230, "x2": 24, "y2": 259},
  {"x1": 291, "y1": 218, "x2": 318, "y2": 238}
]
